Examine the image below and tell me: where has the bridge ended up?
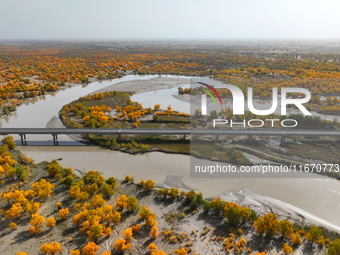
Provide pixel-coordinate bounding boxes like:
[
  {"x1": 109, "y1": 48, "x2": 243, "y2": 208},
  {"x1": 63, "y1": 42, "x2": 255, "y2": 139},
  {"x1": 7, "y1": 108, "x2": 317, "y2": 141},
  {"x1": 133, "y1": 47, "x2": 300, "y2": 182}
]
[{"x1": 0, "y1": 128, "x2": 340, "y2": 145}]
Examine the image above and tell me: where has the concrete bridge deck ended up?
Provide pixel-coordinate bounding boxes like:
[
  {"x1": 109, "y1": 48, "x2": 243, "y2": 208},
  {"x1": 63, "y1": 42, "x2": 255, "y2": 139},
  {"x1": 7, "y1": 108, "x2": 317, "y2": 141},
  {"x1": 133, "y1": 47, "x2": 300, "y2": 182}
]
[{"x1": 0, "y1": 128, "x2": 339, "y2": 145}]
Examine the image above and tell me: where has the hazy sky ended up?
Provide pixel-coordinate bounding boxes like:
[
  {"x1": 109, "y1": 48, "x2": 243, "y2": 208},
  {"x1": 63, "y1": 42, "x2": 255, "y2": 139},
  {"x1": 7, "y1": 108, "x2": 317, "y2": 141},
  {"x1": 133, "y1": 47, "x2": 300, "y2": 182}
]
[{"x1": 1, "y1": 0, "x2": 340, "y2": 40}]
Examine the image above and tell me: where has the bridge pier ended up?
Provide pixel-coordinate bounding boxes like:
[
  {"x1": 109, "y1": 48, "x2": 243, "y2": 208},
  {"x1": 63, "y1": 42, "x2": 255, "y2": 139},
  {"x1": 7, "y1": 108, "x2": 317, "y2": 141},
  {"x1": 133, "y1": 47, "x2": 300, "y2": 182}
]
[
  {"x1": 19, "y1": 134, "x2": 27, "y2": 145},
  {"x1": 52, "y1": 134, "x2": 59, "y2": 145},
  {"x1": 280, "y1": 135, "x2": 286, "y2": 146},
  {"x1": 183, "y1": 134, "x2": 186, "y2": 140},
  {"x1": 84, "y1": 134, "x2": 90, "y2": 143}
]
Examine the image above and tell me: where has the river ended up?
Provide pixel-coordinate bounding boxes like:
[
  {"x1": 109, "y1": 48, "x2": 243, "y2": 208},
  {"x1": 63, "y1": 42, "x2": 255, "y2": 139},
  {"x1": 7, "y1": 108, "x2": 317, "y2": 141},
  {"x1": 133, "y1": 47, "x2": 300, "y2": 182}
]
[{"x1": 1, "y1": 75, "x2": 340, "y2": 230}]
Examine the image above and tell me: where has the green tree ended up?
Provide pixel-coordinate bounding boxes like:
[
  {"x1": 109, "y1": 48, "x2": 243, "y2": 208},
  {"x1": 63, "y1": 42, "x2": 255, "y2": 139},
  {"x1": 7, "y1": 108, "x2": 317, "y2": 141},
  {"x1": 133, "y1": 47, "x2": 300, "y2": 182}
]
[
  {"x1": 327, "y1": 239, "x2": 340, "y2": 255},
  {"x1": 100, "y1": 183, "x2": 114, "y2": 197},
  {"x1": 224, "y1": 204, "x2": 240, "y2": 226},
  {"x1": 47, "y1": 160, "x2": 62, "y2": 177},
  {"x1": 306, "y1": 226, "x2": 322, "y2": 242},
  {"x1": 279, "y1": 219, "x2": 293, "y2": 238},
  {"x1": 127, "y1": 196, "x2": 138, "y2": 211}
]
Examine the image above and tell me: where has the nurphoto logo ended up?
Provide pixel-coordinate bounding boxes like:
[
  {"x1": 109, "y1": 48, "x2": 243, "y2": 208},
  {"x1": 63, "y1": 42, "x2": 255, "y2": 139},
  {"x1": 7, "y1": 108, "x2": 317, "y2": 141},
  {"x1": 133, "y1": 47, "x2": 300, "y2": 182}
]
[{"x1": 197, "y1": 82, "x2": 312, "y2": 128}]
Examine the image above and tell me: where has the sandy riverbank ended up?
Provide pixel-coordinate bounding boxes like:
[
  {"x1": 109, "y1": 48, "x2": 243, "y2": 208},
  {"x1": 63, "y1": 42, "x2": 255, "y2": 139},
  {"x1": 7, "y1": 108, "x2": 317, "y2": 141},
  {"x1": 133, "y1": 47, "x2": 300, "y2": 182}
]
[
  {"x1": 208, "y1": 188, "x2": 340, "y2": 233},
  {"x1": 94, "y1": 76, "x2": 190, "y2": 94},
  {"x1": 18, "y1": 145, "x2": 340, "y2": 233}
]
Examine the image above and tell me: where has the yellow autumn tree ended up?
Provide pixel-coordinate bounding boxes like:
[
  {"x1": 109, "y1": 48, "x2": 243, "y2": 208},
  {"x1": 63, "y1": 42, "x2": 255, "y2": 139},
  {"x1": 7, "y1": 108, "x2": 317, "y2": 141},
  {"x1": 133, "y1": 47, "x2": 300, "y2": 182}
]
[
  {"x1": 9, "y1": 222, "x2": 17, "y2": 230},
  {"x1": 87, "y1": 223, "x2": 105, "y2": 241},
  {"x1": 148, "y1": 243, "x2": 158, "y2": 252},
  {"x1": 131, "y1": 224, "x2": 141, "y2": 233},
  {"x1": 290, "y1": 232, "x2": 302, "y2": 245},
  {"x1": 253, "y1": 213, "x2": 279, "y2": 237},
  {"x1": 104, "y1": 210, "x2": 121, "y2": 224},
  {"x1": 174, "y1": 248, "x2": 187, "y2": 255},
  {"x1": 29, "y1": 213, "x2": 45, "y2": 234},
  {"x1": 25, "y1": 200, "x2": 40, "y2": 215},
  {"x1": 116, "y1": 194, "x2": 128, "y2": 211},
  {"x1": 113, "y1": 239, "x2": 131, "y2": 252},
  {"x1": 82, "y1": 242, "x2": 99, "y2": 255},
  {"x1": 282, "y1": 243, "x2": 293, "y2": 254},
  {"x1": 5, "y1": 203, "x2": 23, "y2": 219},
  {"x1": 70, "y1": 250, "x2": 80, "y2": 255},
  {"x1": 139, "y1": 206, "x2": 155, "y2": 220},
  {"x1": 40, "y1": 242, "x2": 62, "y2": 254},
  {"x1": 146, "y1": 215, "x2": 157, "y2": 227},
  {"x1": 150, "y1": 226, "x2": 158, "y2": 239},
  {"x1": 122, "y1": 228, "x2": 133, "y2": 241},
  {"x1": 126, "y1": 196, "x2": 138, "y2": 212},
  {"x1": 46, "y1": 217, "x2": 56, "y2": 228},
  {"x1": 58, "y1": 208, "x2": 69, "y2": 220},
  {"x1": 279, "y1": 219, "x2": 293, "y2": 238},
  {"x1": 31, "y1": 179, "x2": 55, "y2": 200},
  {"x1": 151, "y1": 251, "x2": 167, "y2": 255},
  {"x1": 91, "y1": 194, "x2": 106, "y2": 208}
]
